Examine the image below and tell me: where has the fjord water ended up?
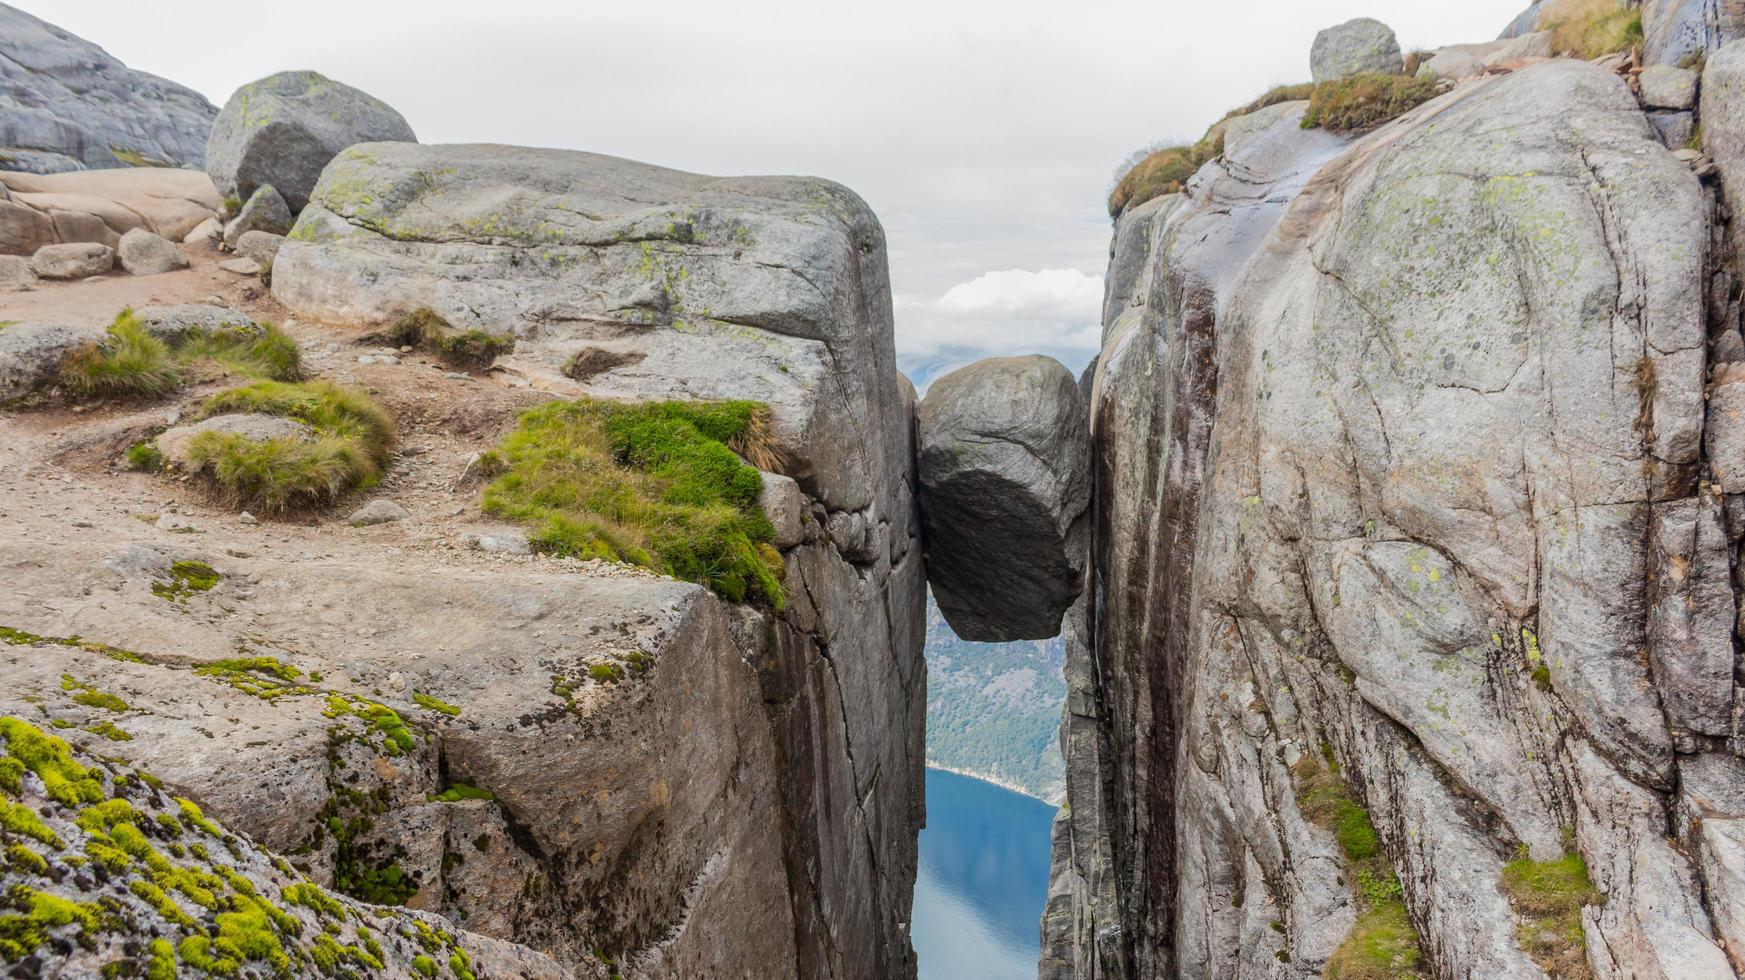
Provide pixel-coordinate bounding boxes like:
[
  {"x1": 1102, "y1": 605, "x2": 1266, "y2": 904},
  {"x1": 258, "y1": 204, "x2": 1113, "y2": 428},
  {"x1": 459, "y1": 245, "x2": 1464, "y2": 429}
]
[{"x1": 913, "y1": 767, "x2": 1057, "y2": 979}]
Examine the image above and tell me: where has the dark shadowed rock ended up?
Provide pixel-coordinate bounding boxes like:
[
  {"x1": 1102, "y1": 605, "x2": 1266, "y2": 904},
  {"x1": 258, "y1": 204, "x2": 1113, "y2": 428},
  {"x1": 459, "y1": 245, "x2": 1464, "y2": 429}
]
[
  {"x1": 205, "y1": 71, "x2": 416, "y2": 212},
  {"x1": 223, "y1": 183, "x2": 291, "y2": 246},
  {"x1": 916, "y1": 355, "x2": 1089, "y2": 641},
  {"x1": 0, "y1": 3, "x2": 216, "y2": 171}
]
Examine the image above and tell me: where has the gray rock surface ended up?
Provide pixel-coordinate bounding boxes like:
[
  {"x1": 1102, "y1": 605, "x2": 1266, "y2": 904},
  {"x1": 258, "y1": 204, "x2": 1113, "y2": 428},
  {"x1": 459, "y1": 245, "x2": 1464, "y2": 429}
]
[
  {"x1": 29, "y1": 240, "x2": 109, "y2": 278},
  {"x1": 1641, "y1": 63, "x2": 1701, "y2": 108},
  {"x1": 206, "y1": 71, "x2": 417, "y2": 212},
  {"x1": 1499, "y1": 1, "x2": 1547, "y2": 38},
  {"x1": 235, "y1": 229, "x2": 285, "y2": 269},
  {"x1": 133, "y1": 303, "x2": 261, "y2": 343},
  {"x1": 1640, "y1": 0, "x2": 1745, "y2": 65},
  {"x1": 156, "y1": 413, "x2": 312, "y2": 466},
  {"x1": 1310, "y1": 17, "x2": 1403, "y2": 82},
  {"x1": 916, "y1": 355, "x2": 1090, "y2": 641},
  {"x1": 115, "y1": 226, "x2": 187, "y2": 275},
  {"x1": 0, "y1": 2, "x2": 216, "y2": 171},
  {"x1": 0, "y1": 252, "x2": 31, "y2": 288},
  {"x1": 759, "y1": 471, "x2": 807, "y2": 549},
  {"x1": 1048, "y1": 59, "x2": 1741, "y2": 979},
  {"x1": 0, "y1": 320, "x2": 103, "y2": 400},
  {"x1": 1705, "y1": 40, "x2": 1745, "y2": 262},
  {"x1": 223, "y1": 183, "x2": 291, "y2": 246}
]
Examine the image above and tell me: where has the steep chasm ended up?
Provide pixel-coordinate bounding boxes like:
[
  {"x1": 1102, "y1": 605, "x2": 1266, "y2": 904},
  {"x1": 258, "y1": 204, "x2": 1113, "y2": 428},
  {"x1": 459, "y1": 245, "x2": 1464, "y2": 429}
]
[{"x1": 1045, "y1": 53, "x2": 1745, "y2": 980}]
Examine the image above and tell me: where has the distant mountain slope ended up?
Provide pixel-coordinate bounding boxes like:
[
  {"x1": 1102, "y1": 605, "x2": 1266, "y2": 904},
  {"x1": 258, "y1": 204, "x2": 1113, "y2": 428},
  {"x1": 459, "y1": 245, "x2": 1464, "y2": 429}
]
[{"x1": 924, "y1": 591, "x2": 1066, "y2": 803}]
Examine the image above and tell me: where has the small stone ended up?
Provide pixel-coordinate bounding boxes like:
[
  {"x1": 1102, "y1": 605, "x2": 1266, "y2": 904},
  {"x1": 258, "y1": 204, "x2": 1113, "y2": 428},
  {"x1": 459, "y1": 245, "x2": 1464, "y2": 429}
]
[
  {"x1": 224, "y1": 546, "x2": 252, "y2": 557},
  {"x1": 222, "y1": 184, "x2": 292, "y2": 247},
  {"x1": 239, "y1": 512, "x2": 259, "y2": 525},
  {"x1": 29, "y1": 242, "x2": 113, "y2": 279},
  {"x1": 759, "y1": 472, "x2": 807, "y2": 549},
  {"x1": 465, "y1": 529, "x2": 532, "y2": 555},
  {"x1": 218, "y1": 257, "x2": 262, "y2": 276},
  {"x1": 443, "y1": 371, "x2": 470, "y2": 380},
  {"x1": 183, "y1": 216, "x2": 222, "y2": 244},
  {"x1": 346, "y1": 499, "x2": 411, "y2": 527},
  {"x1": 233, "y1": 230, "x2": 285, "y2": 270}
]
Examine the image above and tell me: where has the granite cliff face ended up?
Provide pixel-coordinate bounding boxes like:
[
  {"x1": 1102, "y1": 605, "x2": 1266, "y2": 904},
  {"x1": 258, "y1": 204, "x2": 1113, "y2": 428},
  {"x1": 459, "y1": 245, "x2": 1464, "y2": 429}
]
[{"x1": 1042, "y1": 43, "x2": 1745, "y2": 980}]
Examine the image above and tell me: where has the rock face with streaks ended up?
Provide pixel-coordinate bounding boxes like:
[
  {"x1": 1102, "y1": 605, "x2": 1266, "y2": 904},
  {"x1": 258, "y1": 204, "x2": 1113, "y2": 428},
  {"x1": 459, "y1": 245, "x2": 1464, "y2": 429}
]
[
  {"x1": 915, "y1": 355, "x2": 1090, "y2": 642},
  {"x1": 1045, "y1": 55, "x2": 1744, "y2": 980},
  {"x1": 0, "y1": 2, "x2": 216, "y2": 173}
]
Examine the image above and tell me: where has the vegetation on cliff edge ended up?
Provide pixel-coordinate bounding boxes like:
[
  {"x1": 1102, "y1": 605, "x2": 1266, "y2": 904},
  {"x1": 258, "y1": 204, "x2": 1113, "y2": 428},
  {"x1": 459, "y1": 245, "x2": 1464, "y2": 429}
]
[{"x1": 480, "y1": 398, "x2": 786, "y2": 607}]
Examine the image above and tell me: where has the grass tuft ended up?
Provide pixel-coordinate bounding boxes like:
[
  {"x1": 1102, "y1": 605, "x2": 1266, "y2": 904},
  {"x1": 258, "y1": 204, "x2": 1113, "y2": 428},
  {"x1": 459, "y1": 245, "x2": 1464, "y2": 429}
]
[
  {"x1": 1539, "y1": 0, "x2": 1643, "y2": 59},
  {"x1": 1303, "y1": 73, "x2": 1440, "y2": 132},
  {"x1": 125, "y1": 442, "x2": 166, "y2": 472},
  {"x1": 1500, "y1": 851, "x2": 1601, "y2": 978},
  {"x1": 379, "y1": 308, "x2": 514, "y2": 369},
  {"x1": 59, "y1": 312, "x2": 179, "y2": 399},
  {"x1": 482, "y1": 398, "x2": 785, "y2": 606},
  {"x1": 1107, "y1": 134, "x2": 1222, "y2": 217},
  {"x1": 183, "y1": 380, "x2": 394, "y2": 513}
]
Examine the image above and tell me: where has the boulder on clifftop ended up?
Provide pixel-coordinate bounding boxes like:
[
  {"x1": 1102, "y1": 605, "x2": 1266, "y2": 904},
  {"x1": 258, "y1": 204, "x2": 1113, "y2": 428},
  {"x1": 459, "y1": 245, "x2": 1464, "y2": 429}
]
[
  {"x1": 1311, "y1": 17, "x2": 1404, "y2": 82},
  {"x1": 205, "y1": 71, "x2": 416, "y2": 213},
  {"x1": 915, "y1": 355, "x2": 1090, "y2": 642}
]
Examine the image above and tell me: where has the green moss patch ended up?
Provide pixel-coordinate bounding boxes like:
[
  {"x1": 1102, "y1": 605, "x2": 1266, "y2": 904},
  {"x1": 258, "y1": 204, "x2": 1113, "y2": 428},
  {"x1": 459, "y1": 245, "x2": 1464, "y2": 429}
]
[
  {"x1": 410, "y1": 692, "x2": 460, "y2": 717},
  {"x1": 1302, "y1": 73, "x2": 1439, "y2": 133},
  {"x1": 1295, "y1": 746, "x2": 1427, "y2": 978},
  {"x1": 429, "y1": 784, "x2": 495, "y2": 803},
  {"x1": 59, "y1": 675, "x2": 128, "y2": 713},
  {"x1": 151, "y1": 560, "x2": 221, "y2": 602},
  {"x1": 1500, "y1": 852, "x2": 1601, "y2": 977},
  {"x1": 376, "y1": 308, "x2": 514, "y2": 369},
  {"x1": 481, "y1": 398, "x2": 786, "y2": 606},
  {"x1": 183, "y1": 380, "x2": 395, "y2": 512}
]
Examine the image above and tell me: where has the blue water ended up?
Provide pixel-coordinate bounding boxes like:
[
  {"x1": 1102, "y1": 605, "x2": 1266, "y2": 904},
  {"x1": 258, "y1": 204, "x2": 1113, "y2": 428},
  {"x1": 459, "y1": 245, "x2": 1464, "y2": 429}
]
[{"x1": 912, "y1": 767, "x2": 1057, "y2": 980}]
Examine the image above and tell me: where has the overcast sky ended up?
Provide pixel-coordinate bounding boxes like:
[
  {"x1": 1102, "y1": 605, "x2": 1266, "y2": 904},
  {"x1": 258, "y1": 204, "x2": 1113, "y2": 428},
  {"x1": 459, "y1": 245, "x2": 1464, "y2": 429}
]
[{"x1": 25, "y1": 0, "x2": 1525, "y2": 381}]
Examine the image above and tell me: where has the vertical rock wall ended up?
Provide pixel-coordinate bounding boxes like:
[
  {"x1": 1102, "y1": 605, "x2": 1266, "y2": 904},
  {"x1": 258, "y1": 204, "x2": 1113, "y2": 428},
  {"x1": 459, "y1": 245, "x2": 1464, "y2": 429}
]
[{"x1": 1046, "y1": 58, "x2": 1745, "y2": 979}]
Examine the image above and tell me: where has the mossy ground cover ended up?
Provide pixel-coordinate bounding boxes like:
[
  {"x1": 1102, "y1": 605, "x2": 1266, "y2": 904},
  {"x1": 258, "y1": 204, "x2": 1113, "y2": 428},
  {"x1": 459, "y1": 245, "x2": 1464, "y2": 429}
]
[
  {"x1": 374, "y1": 308, "x2": 514, "y2": 370},
  {"x1": 1294, "y1": 746, "x2": 1427, "y2": 979},
  {"x1": 57, "y1": 309, "x2": 301, "y2": 401},
  {"x1": 180, "y1": 379, "x2": 395, "y2": 513},
  {"x1": 1500, "y1": 851, "x2": 1601, "y2": 978},
  {"x1": 0, "y1": 716, "x2": 483, "y2": 976},
  {"x1": 481, "y1": 398, "x2": 786, "y2": 607}
]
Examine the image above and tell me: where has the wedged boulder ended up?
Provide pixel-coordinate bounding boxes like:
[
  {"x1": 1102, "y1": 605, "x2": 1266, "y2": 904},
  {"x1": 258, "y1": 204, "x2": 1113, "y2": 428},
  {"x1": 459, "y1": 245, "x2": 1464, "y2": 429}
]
[
  {"x1": 915, "y1": 355, "x2": 1090, "y2": 641},
  {"x1": 0, "y1": 167, "x2": 221, "y2": 254},
  {"x1": 1310, "y1": 17, "x2": 1403, "y2": 82},
  {"x1": 29, "y1": 240, "x2": 110, "y2": 278},
  {"x1": 0, "y1": 320, "x2": 104, "y2": 400},
  {"x1": 1640, "y1": 63, "x2": 1701, "y2": 109},
  {"x1": 223, "y1": 183, "x2": 292, "y2": 246},
  {"x1": 206, "y1": 71, "x2": 417, "y2": 212},
  {"x1": 116, "y1": 227, "x2": 187, "y2": 275},
  {"x1": 0, "y1": 4, "x2": 216, "y2": 171}
]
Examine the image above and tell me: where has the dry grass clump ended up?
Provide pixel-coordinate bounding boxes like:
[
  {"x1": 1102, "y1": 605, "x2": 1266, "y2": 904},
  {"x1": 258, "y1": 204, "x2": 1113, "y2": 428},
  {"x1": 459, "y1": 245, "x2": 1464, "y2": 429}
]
[
  {"x1": 379, "y1": 308, "x2": 514, "y2": 370},
  {"x1": 182, "y1": 380, "x2": 395, "y2": 513},
  {"x1": 1538, "y1": 0, "x2": 1643, "y2": 59},
  {"x1": 1302, "y1": 73, "x2": 1439, "y2": 133},
  {"x1": 1107, "y1": 134, "x2": 1223, "y2": 218},
  {"x1": 480, "y1": 398, "x2": 786, "y2": 606}
]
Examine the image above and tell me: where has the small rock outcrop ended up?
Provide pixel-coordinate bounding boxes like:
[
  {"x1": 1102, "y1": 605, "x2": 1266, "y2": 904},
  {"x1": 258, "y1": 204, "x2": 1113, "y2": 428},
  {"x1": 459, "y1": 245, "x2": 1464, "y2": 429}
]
[
  {"x1": 0, "y1": 2, "x2": 216, "y2": 172},
  {"x1": 0, "y1": 320, "x2": 104, "y2": 400},
  {"x1": 206, "y1": 71, "x2": 417, "y2": 213},
  {"x1": 0, "y1": 168, "x2": 221, "y2": 256},
  {"x1": 915, "y1": 356, "x2": 1090, "y2": 642},
  {"x1": 29, "y1": 241, "x2": 110, "y2": 279},
  {"x1": 115, "y1": 227, "x2": 187, "y2": 275},
  {"x1": 1310, "y1": 17, "x2": 1403, "y2": 81}
]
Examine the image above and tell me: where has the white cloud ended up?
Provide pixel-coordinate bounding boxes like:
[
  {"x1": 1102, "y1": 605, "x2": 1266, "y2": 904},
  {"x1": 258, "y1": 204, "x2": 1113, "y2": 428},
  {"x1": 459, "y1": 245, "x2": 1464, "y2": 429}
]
[{"x1": 894, "y1": 268, "x2": 1104, "y2": 389}]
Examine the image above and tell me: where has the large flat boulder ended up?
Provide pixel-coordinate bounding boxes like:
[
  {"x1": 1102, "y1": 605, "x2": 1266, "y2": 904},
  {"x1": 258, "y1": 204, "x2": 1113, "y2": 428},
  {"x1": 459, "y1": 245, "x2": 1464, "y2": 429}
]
[
  {"x1": 916, "y1": 355, "x2": 1090, "y2": 641},
  {"x1": 206, "y1": 71, "x2": 416, "y2": 212},
  {"x1": 0, "y1": 3, "x2": 215, "y2": 171}
]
